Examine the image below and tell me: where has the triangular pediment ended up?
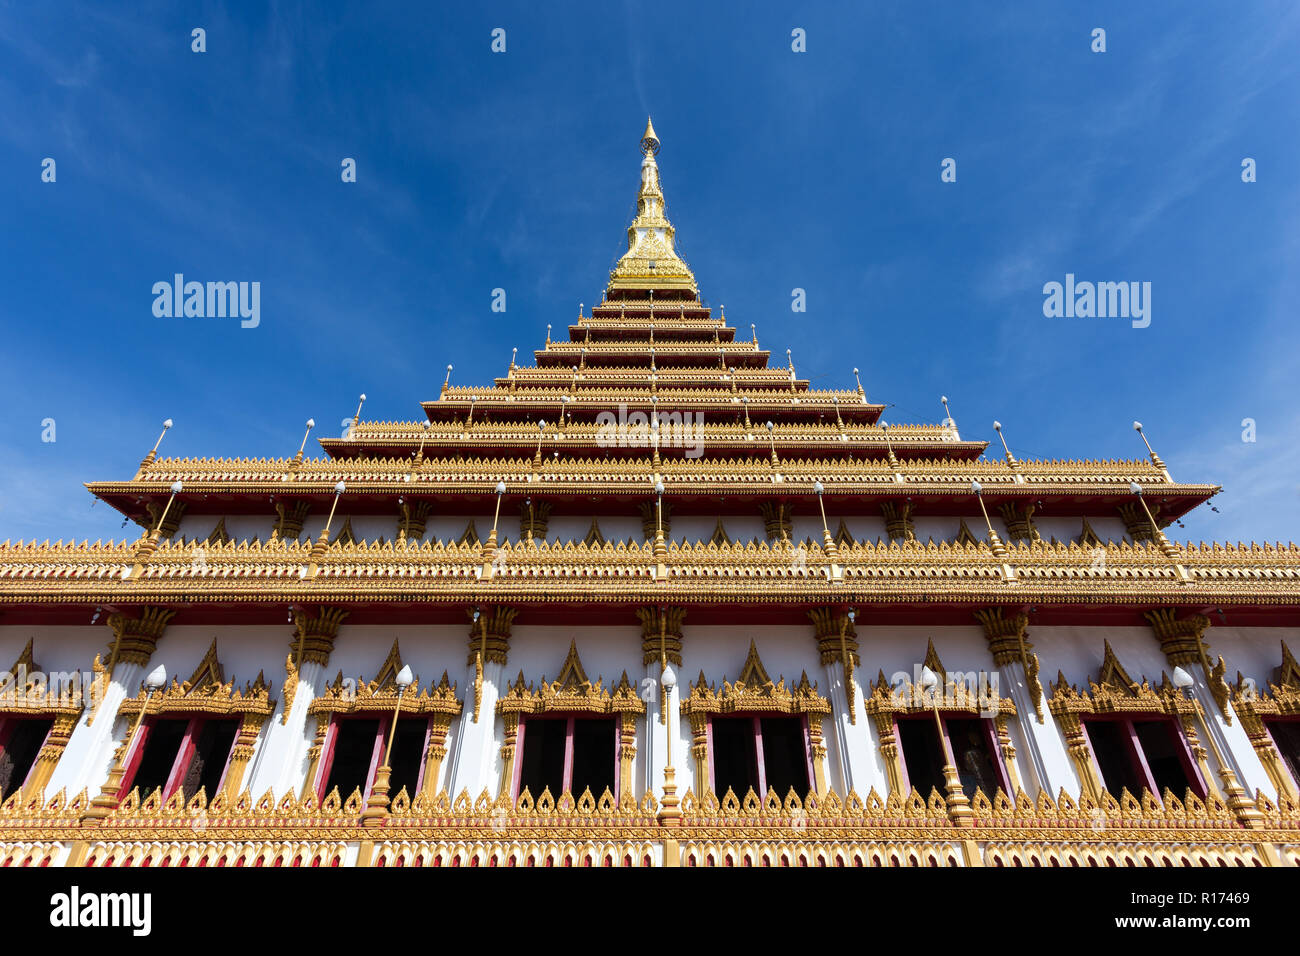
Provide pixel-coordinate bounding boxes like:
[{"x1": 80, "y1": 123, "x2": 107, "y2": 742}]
[
  {"x1": 205, "y1": 517, "x2": 232, "y2": 546},
  {"x1": 556, "y1": 640, "x2": 592, "y2": 692},
  {"x1": 583, "y1": 520, "x2": 606, "y2": 548},
  {"x1": 738, "y1": 640, "x2": 773, "y2": 688},
  {"x1": 374, "y1": 639, "x2": 405, "y2": 690},
  {"x1": 8, "y1": 637, "x2": 37, "y2": 675},
  {"x1": 708, "y1": 517, "x2": 730, "y2": 547},
  {"x1": 1095, "y1": 640, "x2": 1139, "y2": 694},
  {"x1": 1277, "y1": 640, "x2": 1300, "y2": 688},
  {"x1": 923, "y1": 638, "x2": 946, "y2": 686},
  {"x1": 184, "y1": 638, "x2": 226, "y2": 693},
  {"x1": 331, "y1": 517, "x2": 355, "y2": 546}
]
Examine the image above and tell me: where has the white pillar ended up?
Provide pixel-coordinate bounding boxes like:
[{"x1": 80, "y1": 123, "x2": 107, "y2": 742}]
[
  {"x1": 642, "y1": 660, "x2": 663, "y2": 798},
  {"x1": 822, "y1": 660, "x2": 888, "y2": 797},
  {"x1": 1189, "y1": 680, "x2": 1271, "y2": 798},
  {"x1": 248, "y1": 660, "x2": 328, "y2": 798},
  {"x1": 446, "y1": 659, "x2": 505, "y2": 798},
  {"x1": 47, "y1": 661, "x2": 144, "y2": 799},
  {"x1": 998, "y1": 661, "x2": 1079, "y2": 797}
]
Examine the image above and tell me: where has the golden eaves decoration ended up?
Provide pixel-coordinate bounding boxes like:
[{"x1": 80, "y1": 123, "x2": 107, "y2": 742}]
[
  {"x1": 308, "y1": 639, "x2": 462, "y2": 718},
  {"x1": 497, "y1": 640, "x2": 645, "y2": 716},
  {"x1": 118, "y1": 639, "x2": 274, "y2": 719},
  {"x1": 680, "y1": 640, "x2": 830, "y2": 717}
]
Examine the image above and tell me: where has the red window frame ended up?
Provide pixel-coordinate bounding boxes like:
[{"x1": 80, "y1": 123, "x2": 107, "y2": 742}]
[
  {"x1": 894, "y1": 712, "x2": 1012, "y2": 796},
  {"x1": 0, "y1": 715, "x2": 56, "y2": 799},
  {"x1": 511, "y1": 714, "x2": 620, "y2": 802},
  {"x1": 313, "y1": 713, "x2": 433, "y2": 801},
  {"x1": 704, "y1": 713, "x2": 814, "y2": 797},
  {"x1": 1080, "y1": 714, "x2": 1207, "y2": 799},
  {"x1": 118, "y1": 714, "x2": 238, "y2": 802}
]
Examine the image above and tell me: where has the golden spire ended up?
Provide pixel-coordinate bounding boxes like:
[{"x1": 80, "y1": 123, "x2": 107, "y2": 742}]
[{"x1": 607, "y1": 116, "x2": 696, "y2": 294}]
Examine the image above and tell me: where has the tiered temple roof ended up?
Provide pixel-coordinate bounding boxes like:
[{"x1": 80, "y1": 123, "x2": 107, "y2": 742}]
[{"x1": 1, "y1": 118, "x2": 1281, "y2": 628}]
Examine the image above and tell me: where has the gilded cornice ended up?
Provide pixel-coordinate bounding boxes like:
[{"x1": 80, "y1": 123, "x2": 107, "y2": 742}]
[
  {"x1": 4, "y1": 535, "x2": 1300, "y2": 606},
  {"x1": 96, "y1": 451, "x2": 1201, "y2": 498}
]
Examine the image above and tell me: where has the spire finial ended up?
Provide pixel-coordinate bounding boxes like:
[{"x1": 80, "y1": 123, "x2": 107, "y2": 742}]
[
  {"x1": 641, "y1": 116, "x2": 660, "y2": 155},
  {"x1": 607, "y1": 116, "x2": 695, "y2": 295}
]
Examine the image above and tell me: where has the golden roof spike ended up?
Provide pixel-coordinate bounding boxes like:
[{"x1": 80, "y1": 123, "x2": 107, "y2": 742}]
[{"x1": 641, "y1": 116, "x2": 660, "y2": 155}]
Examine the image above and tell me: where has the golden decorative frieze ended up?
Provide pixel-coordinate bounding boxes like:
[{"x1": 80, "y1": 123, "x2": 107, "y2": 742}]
[{"x1": 2, "y1": 780, "x2": 1289, "y2": 867}]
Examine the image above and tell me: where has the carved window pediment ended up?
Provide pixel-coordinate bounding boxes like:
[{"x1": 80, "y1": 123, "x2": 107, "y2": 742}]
[
  {"x1": 681, "y1": 641, "x2": 829, "y2": 717},
  {"x1": 1048, "y1": 640, "x2": 1196, "y2": 718},
  {"x1": 119, "y1": 639, "x2": 275, "y2": 719},
  {"x1": 309, "y1": 639, "x2": 462, "y2": 718},
  {"x1": 1233, "y1": 641, "x2": 1300, "y2": 717},
  {"x1": 864, "y1": 639, "x2": 1014, "y2": 719},
  {"x1": 498, "y1": 641, "x2": 644, "y2": 716},
  {"x1": 0, "y1": 639, "x2": 84, "y2": 717}
]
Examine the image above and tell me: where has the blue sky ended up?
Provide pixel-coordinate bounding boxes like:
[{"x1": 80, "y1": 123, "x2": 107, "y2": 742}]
[{"x1": 1, "y1": 1, "x2": 1297, "y2": 544}]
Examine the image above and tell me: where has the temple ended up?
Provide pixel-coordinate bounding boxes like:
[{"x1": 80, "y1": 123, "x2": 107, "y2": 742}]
[{"x1": 1, "y1": 118, "x2": 1298, "y2": 867}]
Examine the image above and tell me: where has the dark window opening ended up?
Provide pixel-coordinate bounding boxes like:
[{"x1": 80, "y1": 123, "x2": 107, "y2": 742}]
[
  {"x1": 712, "y1": 717, "x2": 759, "y2": 797},
  {"x1": 570, "y1": 719, "x2": 615, "y2": 798},
  {"x1": 0, "y1": 718, "x2": 53, "y2": 799},
  {"x1": 177, "y1": 719, "x2": 238, "y2": 800},
  {"x1": 130, "y1": 718, "x2": 189, "y2": 798},
  {"x1": 519, "y1": 719, "x2": 567, "y2": 798},
  {"x1": 323, "y1": 718, "x2": 380, "y2": 799},
  {"x1": 387, "y1": 717, "x2": 428, "y2": 800},
  {"x1": 897, "y1": 718, "x2": 946, "y2": 798},
  {"x1": 1268, "y1": 719, "x2": 1300, "y2": 788},
  {"x1": 759, "y1": 718, "x2": 808, "y2": 798},
  {"x1": 1134, "y1": 720, "x2": 1194, "y2": 796},
  {"x1": 1086, "y1": 720, "x2": 1146, "y2": 797},
  {"x1": 947, "y1": 717, "x2": 1002, "y2": 797}
]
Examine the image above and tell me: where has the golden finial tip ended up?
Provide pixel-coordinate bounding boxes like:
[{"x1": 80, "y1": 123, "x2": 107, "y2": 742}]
[{"x1": 641, "y1": 116, "x2": 660, "y2": 155}]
